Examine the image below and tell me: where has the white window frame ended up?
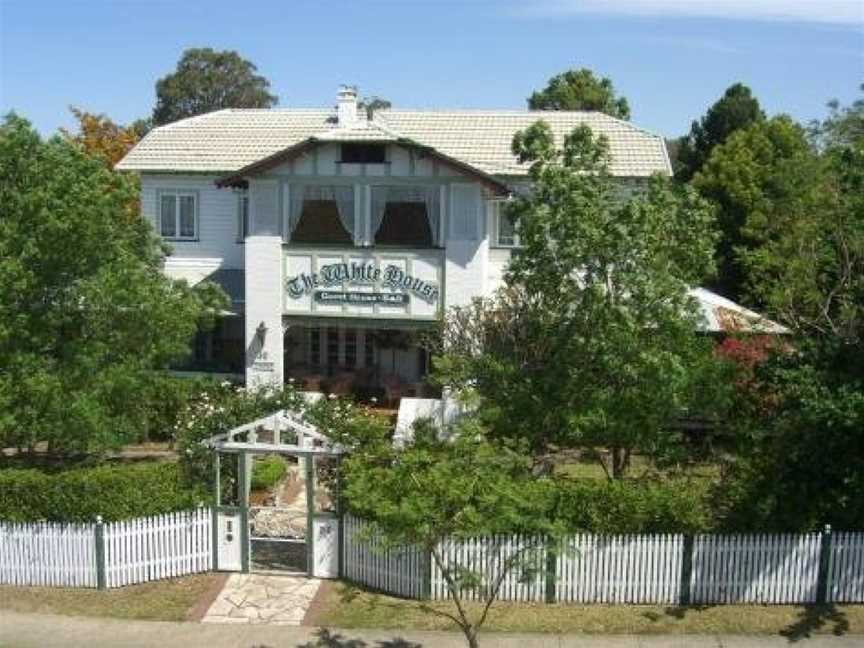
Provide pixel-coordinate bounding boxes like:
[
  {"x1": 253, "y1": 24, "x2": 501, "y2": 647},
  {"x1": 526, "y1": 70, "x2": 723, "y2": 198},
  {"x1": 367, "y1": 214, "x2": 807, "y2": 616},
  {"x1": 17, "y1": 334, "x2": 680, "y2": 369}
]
[
  {"x1": 236, "y1": 189, "x2": 249, "y2": 242},
  {"x1": 158, "y1": 189, "x2": 198, "y2": 241},
  {"x1": 491, "y1": 200, "x2": 520, "y2": 248}
]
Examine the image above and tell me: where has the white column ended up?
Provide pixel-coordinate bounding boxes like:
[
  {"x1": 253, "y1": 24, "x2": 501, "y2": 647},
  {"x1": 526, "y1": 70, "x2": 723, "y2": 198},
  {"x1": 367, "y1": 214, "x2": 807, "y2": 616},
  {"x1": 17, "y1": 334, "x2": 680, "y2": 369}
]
[{"x1": 245, "y1": 235, "x2": 284, "y2": 389}]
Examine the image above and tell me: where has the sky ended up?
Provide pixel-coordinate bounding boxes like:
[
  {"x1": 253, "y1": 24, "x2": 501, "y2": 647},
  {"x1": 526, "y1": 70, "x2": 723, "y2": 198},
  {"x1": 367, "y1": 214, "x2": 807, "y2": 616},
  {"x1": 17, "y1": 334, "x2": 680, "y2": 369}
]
[{"x1": 0, "y1": 0, "x2": 861, "y2": 138}]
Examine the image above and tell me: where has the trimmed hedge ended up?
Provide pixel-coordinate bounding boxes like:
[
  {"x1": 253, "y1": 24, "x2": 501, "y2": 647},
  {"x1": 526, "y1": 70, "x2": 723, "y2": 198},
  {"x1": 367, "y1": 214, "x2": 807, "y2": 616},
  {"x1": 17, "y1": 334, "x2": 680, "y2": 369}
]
[
  {"x1": 0, "y1": 461, "x2": 208, "y2": 522},
  {"x1": 545, "y1": 477, "x2": 714, "y2": 534},
  {"x1": 251, "y1": 456, "x2": 287, "y2": 492}
]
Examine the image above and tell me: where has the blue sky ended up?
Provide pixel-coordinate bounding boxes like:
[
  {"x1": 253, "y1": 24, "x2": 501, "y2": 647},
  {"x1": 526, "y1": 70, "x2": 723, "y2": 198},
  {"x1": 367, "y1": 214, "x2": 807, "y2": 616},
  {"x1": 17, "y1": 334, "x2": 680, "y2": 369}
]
[{"x1": 0, "y1": 0, "x2": 861, "y2": 138}]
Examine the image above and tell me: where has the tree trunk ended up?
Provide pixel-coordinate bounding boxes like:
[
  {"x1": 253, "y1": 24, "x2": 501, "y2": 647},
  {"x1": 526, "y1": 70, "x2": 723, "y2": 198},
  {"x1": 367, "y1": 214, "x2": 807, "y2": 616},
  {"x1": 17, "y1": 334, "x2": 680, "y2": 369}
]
[
  {"x1": 611, "y1": 447, "x2": 629, "y2": 480},
  {"x1": 463, "y1": 626, "x2": 480, "y2": 648}
]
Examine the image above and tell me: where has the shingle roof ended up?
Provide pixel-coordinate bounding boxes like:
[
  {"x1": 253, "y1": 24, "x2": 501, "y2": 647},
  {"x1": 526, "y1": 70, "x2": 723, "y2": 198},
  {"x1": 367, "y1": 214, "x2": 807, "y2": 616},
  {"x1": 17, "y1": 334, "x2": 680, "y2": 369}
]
[{"x1": 117, "y1": 108, "x2": 671, "y2": 178}]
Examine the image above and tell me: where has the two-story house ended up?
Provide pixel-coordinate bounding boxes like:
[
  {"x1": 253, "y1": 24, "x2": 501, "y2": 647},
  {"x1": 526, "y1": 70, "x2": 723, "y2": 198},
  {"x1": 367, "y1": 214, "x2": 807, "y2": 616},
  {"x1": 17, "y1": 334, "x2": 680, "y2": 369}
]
[{"x1": 117, "y1": 86, "x2": 780, "y2": 395}]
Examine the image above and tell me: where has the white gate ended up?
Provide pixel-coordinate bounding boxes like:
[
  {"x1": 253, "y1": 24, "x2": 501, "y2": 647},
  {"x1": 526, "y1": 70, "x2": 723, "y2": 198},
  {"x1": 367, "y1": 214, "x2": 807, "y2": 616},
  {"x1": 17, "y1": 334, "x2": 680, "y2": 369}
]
[
  {"x1": 313, "y1": 514, "x2": 339, "y2": 579},
  {"x1": 216, "y1": 509, "x2": 243, "y2": 572}
]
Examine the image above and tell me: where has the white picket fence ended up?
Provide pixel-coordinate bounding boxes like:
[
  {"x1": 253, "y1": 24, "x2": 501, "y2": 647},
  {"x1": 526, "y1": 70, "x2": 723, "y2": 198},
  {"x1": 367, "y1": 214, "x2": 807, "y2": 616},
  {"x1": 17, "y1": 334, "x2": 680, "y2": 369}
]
[
  {"x1": 104, "y1": 508, "x2": 212, "y2": 588},
  {"x1": 342, "y1": 517, "x2": 864, "y2": 604},
  {"x1": 433, "y1": 534, "x2": 548, "y2": 602},
  {"x1": 0, "y1": 521, "x2": 98, "y2": 588},
  {"x1": 342, "y1": 514, "x2": 427, "y2": 599},
  {"x1": 690, "y1": 533, "x2": 822, "y2": 604},
  {"x1": 828, "y1": 532, "x2": 864, "y2": 603},
  {"x1": 557, "y1": 534, "x2": 685, "y2": 604},
  {"x1": 0, "y1": 508, "x2": 212, "y2": 589}
]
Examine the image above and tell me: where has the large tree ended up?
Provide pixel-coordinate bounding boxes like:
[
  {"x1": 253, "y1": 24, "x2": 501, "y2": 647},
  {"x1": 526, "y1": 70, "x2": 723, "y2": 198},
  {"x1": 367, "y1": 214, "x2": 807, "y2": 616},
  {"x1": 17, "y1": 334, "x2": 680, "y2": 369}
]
[
  {"x1": 433, "y1": 122, "x2": 730, "y2": 479},
  {"x1": 152, "y1": 48, "x2": 278, "y2": 126},
  {"x1": 692, "y1": 115, "x2": 821, "y2": 303},
  {"x1": 717, "y1": 92, "x2": 864, "y2": 531},
  {"x1": 676, "y1": 83, "x2": 764, "y2": 182},
  {"x1": 0, "y1": 115, "x2": 226, "y2": 457},
  {"x1": 61, "y1": 107, "x2": 141, "y2": 169},
  {"x1": 528, "y1": 68, "x2": 630, "y2": 120}
]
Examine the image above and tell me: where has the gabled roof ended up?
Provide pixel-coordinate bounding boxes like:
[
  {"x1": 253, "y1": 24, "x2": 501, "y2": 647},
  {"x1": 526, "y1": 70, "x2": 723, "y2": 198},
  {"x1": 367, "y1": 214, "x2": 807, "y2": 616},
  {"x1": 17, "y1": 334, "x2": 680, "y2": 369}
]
[
  {"x1": 215, "y1": 127, "x2": 511, "y2": 195},
  {"x1": 690, "y1": 288, "x2": 789, "y2": 334},
  {"x1": 116, "y1": 108, "x2": 671, "y2": 178}
]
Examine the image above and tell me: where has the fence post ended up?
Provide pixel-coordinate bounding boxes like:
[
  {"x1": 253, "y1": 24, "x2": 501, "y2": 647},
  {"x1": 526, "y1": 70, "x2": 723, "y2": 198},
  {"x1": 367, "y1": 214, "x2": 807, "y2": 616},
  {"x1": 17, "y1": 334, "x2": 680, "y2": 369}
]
[
  {"x1": 211, "y1": 507, "x2": 220, "y2": 571},
  {"x1": 424, "y1": 545, "x2": 433, "y2": 600},
  {"x1": 305, "y1": 455, "x2": 315, "y2": 578},
  {"x1": 679, "y1": 535, "x2": 694, "y2": 606},
  {"x1": 816, "y1": 525, "x2": 833, "y2": 604},
  {"x1": 544, "y1": 538, "x2": 557, "y2": 604},
  {"x1": 94, "y1": 516, "x2": 106, "y2": 590}
]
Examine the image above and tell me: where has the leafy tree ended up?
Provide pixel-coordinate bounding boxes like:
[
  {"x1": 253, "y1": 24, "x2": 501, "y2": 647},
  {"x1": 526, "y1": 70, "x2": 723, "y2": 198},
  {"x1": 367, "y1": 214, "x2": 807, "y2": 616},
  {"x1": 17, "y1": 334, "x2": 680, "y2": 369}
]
[
  {"x1": 337, "y1": 416, "x2": 556, "y2": 648},
  {"x1": 433, "y1": 122, "x2": 731, "y2": 479},
  {"x1": 692, "y1": 115, "x2": 823, "y2": 303},
  {"x1": 527, "y1": 68, "x2": 630, "y2": 119},
  {"x1": 152, "y1": 48, "x2": 277, "y2": 126},
  {"x1": 810, "y1": 83, "x2": 864, "y2": 150},
  {"x1": 0, "y1": 115, "x2": 227, "y2": 457},
  {"x1": 676, "y1": 83, "x2": 764, "y2": 181},
  {"x1": 359, "y1": 95, "x2": 391, "y2": 119},
  {"x1": 720, "y1": 347, "x2": 864, "y2": 531},
  {"x1": 717, "y1": 92, "x2": 864, "y2": 531},
  {"x1": 61, "y1": 107, "x2": 141, "y2": 168}
]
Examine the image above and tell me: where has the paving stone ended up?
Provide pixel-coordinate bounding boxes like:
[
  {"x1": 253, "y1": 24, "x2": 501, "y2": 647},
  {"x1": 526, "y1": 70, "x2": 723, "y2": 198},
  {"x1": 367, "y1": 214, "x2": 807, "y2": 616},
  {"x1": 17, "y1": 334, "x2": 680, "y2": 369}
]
[{"x1": 202, "y1": 573, "x2": 321, "y2": 626}]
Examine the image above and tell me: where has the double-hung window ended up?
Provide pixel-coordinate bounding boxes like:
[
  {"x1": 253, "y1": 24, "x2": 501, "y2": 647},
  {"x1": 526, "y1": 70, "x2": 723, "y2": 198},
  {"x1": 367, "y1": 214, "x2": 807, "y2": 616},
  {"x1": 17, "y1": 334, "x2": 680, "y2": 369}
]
[
  {"x1": 236, "y1": 189, "x2": 249, "y2": 241},
  {"x1": 492, "y1": 201, "x2": 519, "y2": 248},
  {"x1": 159, "y1": 190, "x2": 198, "y2": 240}
]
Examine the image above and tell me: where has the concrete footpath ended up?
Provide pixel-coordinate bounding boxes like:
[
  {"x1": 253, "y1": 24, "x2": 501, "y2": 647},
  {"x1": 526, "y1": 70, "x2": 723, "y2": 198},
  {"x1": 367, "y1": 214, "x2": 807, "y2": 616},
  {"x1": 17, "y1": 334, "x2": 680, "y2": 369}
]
[{"x1": 0, "y1": 611, "x2": 862, "y2": 648}]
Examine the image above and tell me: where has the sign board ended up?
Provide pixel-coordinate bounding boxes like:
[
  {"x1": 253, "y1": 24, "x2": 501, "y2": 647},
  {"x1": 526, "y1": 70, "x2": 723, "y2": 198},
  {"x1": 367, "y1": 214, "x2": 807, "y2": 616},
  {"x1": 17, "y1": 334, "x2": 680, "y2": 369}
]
[{"x1": 284, "y1": 250, "x2": 442, "y2": 319}]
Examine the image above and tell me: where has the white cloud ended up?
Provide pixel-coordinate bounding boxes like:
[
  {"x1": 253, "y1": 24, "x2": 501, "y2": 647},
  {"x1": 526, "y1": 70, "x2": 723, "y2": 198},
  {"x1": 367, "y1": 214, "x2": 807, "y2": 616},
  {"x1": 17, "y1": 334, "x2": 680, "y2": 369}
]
[{"x1": 518, "y1": 0, "x2": 864, "y2": 26}]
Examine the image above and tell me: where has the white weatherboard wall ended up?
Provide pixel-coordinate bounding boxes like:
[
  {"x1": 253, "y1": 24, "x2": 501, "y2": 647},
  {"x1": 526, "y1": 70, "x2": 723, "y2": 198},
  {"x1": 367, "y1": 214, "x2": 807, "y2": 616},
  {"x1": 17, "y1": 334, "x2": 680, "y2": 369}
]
[{"x1": 140, "y1": 174, "x2": 243, "y2": 284}]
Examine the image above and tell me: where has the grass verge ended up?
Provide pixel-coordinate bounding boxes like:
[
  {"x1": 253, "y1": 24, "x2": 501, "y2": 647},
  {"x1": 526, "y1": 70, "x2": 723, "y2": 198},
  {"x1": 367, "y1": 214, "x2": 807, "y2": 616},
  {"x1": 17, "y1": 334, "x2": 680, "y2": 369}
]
[
  {"x1": 0, "y1": 574, "x2": 222, "y2": 622},
  {"x1": 308, "y1": 582, "x2": 864, "y2": 638}
]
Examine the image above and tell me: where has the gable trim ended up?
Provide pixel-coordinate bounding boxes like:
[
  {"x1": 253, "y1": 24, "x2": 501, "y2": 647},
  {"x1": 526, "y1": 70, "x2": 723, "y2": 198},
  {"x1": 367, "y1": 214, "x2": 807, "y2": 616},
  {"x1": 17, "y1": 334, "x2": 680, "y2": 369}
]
[{"x1": 216, "y1": 137, "x2": 510, "y2": 196}]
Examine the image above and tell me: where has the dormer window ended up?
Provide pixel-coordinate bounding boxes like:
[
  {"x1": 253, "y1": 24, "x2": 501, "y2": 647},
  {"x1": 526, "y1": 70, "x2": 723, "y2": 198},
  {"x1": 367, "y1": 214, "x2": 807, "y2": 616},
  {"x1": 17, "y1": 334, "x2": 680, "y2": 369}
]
[{"x1": 340, "y1": 143, "x2": 386, "y2": 164}]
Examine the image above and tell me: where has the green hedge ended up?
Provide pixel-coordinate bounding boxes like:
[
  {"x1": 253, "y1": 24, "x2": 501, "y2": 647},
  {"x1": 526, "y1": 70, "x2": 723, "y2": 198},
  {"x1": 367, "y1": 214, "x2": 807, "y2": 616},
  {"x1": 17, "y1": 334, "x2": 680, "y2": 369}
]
[
  {"x1": 0, "y1": 461, "x2": 208, "y2": 522},
  {"x1": 545, "y1": 477, "x2": 714, "y2": 534},
  {"x1": 251, "y1": 456, "x2": 288, "y2": 492}
]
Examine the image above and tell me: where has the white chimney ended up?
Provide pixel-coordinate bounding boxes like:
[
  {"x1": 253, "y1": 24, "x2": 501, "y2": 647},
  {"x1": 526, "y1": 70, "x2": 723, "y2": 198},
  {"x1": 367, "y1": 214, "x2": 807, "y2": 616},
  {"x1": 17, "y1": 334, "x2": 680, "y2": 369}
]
[{"x1": 337, "y1": 85, "x2": 358, "y2": 128}]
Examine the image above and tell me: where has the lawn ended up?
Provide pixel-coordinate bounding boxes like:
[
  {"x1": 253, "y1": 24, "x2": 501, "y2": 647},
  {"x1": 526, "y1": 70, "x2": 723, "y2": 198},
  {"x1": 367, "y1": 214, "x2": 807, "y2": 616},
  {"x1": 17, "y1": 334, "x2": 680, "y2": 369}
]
[
  {"x1": 308, "y1": 582, "x2": 864, "y2": 638},
  {"x1": 0, "y1": 574, "x2": 223, "y2": 622}
]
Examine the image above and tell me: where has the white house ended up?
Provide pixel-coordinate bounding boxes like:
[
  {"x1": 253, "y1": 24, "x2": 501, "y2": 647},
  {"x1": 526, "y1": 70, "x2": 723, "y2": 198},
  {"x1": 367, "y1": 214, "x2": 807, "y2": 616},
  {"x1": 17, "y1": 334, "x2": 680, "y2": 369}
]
[{"x1": 117, "y1": 86, "x2": 783, "y2": 395}]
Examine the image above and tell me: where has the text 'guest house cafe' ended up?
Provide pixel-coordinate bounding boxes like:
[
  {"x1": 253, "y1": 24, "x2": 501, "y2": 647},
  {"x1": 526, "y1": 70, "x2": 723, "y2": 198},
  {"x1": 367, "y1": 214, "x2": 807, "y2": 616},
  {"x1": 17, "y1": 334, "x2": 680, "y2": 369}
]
[{"x1": 117, "y1": 86, "x2": 714, "y2": 403}]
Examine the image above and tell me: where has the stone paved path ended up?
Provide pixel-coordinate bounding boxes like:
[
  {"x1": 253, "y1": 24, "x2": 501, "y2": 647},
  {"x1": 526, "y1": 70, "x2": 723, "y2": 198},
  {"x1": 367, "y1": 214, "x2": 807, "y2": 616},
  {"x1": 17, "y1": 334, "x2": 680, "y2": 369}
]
[{"x1": 201, "y1": 573, "x2": 321, "y2": 625}]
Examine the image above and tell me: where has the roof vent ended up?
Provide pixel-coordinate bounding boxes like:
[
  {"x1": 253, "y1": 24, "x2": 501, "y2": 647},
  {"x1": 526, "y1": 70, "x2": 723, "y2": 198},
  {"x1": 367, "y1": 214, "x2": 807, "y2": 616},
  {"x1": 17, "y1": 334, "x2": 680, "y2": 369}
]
[{"x1": 337, "y1": 85, "x2": 358, "y2": 128}]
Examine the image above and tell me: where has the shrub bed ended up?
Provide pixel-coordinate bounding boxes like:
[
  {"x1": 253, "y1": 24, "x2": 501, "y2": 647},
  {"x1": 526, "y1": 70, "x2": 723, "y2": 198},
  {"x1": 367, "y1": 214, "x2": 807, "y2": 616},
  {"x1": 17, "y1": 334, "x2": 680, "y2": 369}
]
[
  {"x1": 0, "y1": 461, "x2": 208, "y2": 522},
  {"x1": 251, "y1": 456, "x2": 287, "y2": 491}
]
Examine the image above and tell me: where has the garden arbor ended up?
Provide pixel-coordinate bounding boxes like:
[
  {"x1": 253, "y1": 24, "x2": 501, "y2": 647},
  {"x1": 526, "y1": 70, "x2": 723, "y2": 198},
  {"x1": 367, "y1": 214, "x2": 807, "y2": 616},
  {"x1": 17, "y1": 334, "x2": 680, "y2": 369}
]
[{"x1": 205, "y1": 407, "x2": 343, "y2": 577}]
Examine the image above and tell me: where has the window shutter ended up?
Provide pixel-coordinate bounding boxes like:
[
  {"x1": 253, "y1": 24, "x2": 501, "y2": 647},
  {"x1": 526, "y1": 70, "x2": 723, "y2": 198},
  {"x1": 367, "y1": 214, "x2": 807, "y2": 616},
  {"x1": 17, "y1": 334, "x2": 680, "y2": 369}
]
[
  {"x1": 250, "y1": 180, "x2": 280, "y2": 236},
  {"x1": 449, "y1": 183, "x2": 480, "y2": 241}
]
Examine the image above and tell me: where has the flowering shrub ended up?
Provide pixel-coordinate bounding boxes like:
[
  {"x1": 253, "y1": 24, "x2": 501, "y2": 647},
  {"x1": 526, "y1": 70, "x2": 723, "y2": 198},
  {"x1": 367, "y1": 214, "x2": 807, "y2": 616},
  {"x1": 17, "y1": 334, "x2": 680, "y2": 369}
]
[
  {"x1": 174, "y1": 383, "x2": 391, "y2": 503},
  {"x1": 174, "y1": 382, "x2": 306, "y2": 491}
]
